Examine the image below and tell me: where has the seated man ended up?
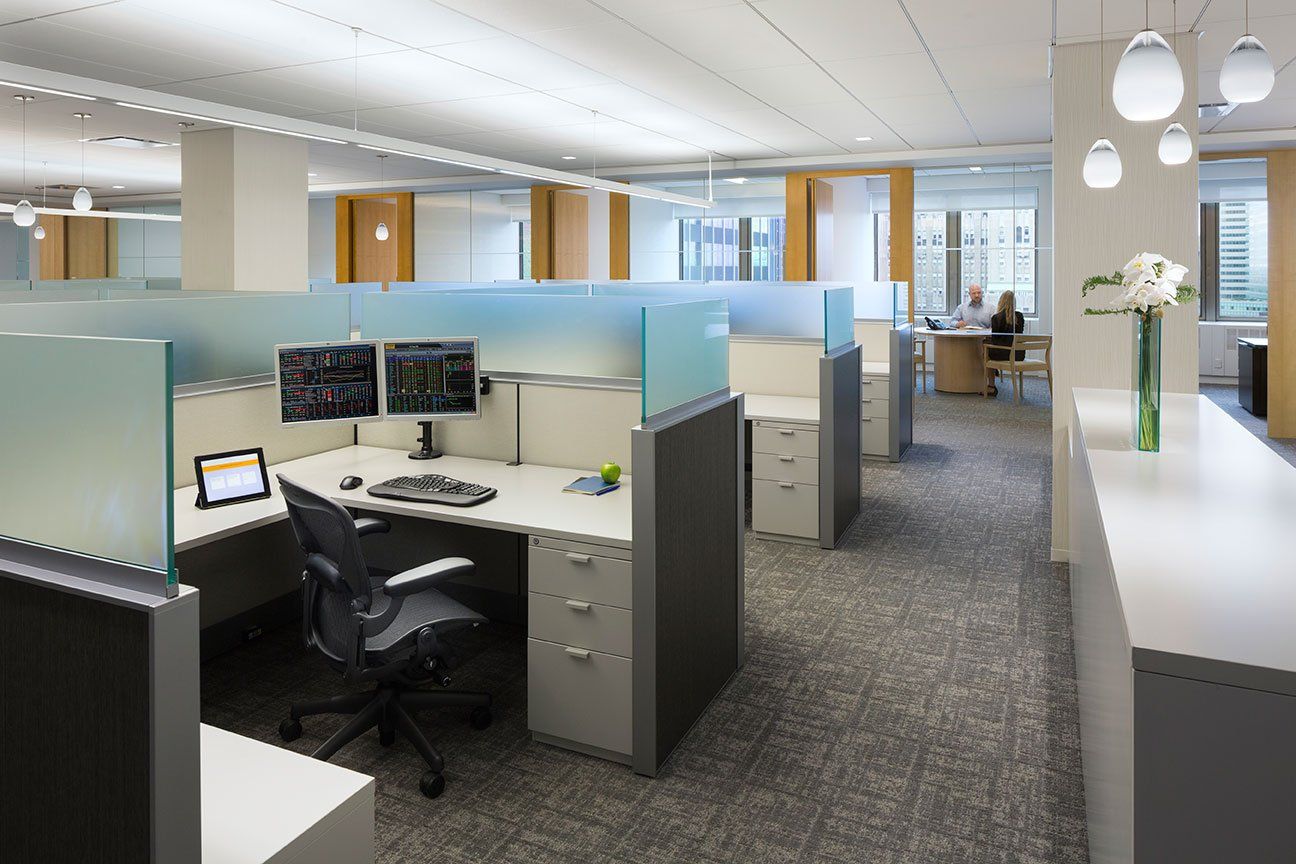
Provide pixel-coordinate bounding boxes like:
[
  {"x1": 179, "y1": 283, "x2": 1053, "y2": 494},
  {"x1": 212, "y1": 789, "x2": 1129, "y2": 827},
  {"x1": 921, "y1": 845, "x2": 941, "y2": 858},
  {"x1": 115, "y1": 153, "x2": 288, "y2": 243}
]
[{"x1": 951, "y1": 284, "x2": 993, "y2": 329}]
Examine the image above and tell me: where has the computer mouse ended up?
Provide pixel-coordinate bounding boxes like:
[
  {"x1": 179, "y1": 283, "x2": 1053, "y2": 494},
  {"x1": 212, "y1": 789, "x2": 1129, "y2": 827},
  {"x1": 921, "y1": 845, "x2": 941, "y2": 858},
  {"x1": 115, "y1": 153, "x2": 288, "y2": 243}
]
[{"x1": 339, "y1": 475, "x2": 363, "y2": 490}]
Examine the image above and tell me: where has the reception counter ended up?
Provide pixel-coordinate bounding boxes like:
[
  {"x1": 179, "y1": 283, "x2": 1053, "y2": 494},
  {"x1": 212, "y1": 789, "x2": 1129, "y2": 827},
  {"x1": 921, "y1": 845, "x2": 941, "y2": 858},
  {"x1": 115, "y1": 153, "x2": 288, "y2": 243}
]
[{"x1": 1069, "y1": 388, "x2": 1296, "y2": 864}]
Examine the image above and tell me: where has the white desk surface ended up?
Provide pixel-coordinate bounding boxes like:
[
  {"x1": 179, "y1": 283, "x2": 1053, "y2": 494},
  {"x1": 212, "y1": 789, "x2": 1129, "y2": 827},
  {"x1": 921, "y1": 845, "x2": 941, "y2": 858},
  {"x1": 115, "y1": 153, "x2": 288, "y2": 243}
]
[
  {"x1": 1074, "y1": 388, "x2": 1296, "y2": 690},
  {"x1": 201, "y1": 724, "x2": 373, "y2": 864},
  {"x1": 914, "y1": 326, "x2": 990, "y2": 338},
  {"x1": 175, "y1": 446, "x2": 633, "y2": 553},
  {"x1": 744, "y1": 394, "x2": 820, "y2": 425},
  {"x1": 861, "y1": 360, "x2": 890, "y2": 377}
]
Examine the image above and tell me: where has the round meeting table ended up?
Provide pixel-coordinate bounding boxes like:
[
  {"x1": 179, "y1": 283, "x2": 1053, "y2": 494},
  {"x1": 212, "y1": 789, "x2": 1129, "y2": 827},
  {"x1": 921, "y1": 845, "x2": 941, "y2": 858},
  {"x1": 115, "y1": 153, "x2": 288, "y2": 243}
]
[{"x1": 914, "y1": 327, "x2": 992, "y2": 394}]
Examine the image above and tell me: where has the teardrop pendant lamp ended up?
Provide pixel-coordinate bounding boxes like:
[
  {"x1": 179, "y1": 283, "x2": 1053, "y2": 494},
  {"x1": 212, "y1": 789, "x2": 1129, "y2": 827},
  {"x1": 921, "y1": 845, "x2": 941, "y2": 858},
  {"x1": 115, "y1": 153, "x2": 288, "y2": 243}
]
[
  {"x1": 374, "y1": 154, "x2": 389, "y2": 242},
  {"x1": 73, "y1": 112, "x2": 93, "y2": 211},
  {"x1": 1157, "y1": 0, "x2": 1193, "y2": 165},
  {"x1": 1084, "y1": 0, "x2": 1122, "y2": 188},
  {"x1": 12, "y1": 94, "x2": 35, "y2": 227},
  {"x1": 1219, "y1": 0, "x2": 1274, "y2": 103},
  {"x1": 1113, "y1": 0, "x2": 1183, "y2": 121}
]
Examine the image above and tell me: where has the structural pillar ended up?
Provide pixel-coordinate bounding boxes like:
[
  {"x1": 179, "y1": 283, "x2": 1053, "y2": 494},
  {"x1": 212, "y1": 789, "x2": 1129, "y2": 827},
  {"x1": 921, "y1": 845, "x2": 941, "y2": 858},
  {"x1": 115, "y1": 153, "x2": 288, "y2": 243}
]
[{"x1": 181, "y1": 127, "x2": 307, "y2": 292}]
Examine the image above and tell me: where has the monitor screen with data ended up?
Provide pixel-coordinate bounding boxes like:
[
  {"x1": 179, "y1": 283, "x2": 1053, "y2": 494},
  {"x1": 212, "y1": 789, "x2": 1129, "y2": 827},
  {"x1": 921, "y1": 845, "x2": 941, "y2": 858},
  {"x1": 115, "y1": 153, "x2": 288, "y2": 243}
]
[
  {"x1": 381, "y1": 338, "x2": 480, "y2": 420},
  {"x1": 276, "y1": 340, "x2": 382, "y2": 426}
]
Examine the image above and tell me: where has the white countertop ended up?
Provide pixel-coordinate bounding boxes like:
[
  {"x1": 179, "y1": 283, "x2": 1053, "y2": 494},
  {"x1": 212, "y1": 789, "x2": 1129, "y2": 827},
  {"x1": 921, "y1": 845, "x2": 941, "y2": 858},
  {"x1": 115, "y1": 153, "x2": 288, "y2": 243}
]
[
  {"x1": 743, "y1": 394, "x2": 820, "y2": 425},
  {"x1": 175, "y1": 446, "x2": 633, "y2": 553},
  {"x1": 1074, "y1": 388, "x2": 1296, "y2": 692},
  {"x1": 201, "y1": 724, "x2": 373, "y2": 864}
]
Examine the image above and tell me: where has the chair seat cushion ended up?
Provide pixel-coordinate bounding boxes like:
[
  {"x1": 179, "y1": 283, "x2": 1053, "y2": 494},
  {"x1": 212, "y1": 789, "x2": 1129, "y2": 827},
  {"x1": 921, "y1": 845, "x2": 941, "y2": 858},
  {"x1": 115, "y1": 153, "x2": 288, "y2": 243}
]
[{"x1": 364, "y1": 578, "x2": 487, "y2": 655}]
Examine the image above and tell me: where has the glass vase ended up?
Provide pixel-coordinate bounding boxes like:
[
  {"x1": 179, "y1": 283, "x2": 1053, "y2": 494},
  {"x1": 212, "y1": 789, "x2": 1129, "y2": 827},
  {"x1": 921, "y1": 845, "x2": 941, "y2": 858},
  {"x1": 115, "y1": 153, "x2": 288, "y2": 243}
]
[{"x1": 1131, "y1": 312, "x2": 1162, "y2": 452}]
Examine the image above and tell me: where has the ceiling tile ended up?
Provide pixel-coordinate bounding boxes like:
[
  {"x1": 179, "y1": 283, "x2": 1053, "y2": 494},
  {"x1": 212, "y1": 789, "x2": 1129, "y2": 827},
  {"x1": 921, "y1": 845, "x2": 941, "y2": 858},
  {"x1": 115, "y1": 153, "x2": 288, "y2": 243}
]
[
  {"x1": 430, "y1": 35, "x2": 612, "y2": 90},
  {"x1": 263, "y1": 0, "x2": 504, "y2": 47},
  {"x1": 824, "y1": 53, "x2": 947, "y2": 100},
  {"x1": 903, "y1": 0, "x2": 1051, "y2": 50},
  {"x1": 932, "y1": 42, "x2": 1051, "y2": 91},
  {"x1": 432, "y1": 0, "x2": 615, "y2": 35},
  {"x1": 1197, "y1": 16, "x2": 1296, "y2": 72},
  {"x1": 954, "y1": 85, "x2": 1052, "y2": 144},
  {"x1": 633, "y1": 73, "x2": 766, "y2": 115},
  {"x1": 725, "y1": 64, "x2": 847, "y2": 108},
  {"x1": 867, "y1": 92, "x2": 964, "y2": 128},
  {"x1": 748, "y1": 0, "x2": 924, "y2": 61},
  {"x1": 708, "y1": 106, "x2": 844, "y2": 155},
  {"x1": 525, "y1": 20, "x2": 703, "y2": 82},
  {"x1": 625, "y1": 5, "x2": 807, "y2": 73}
]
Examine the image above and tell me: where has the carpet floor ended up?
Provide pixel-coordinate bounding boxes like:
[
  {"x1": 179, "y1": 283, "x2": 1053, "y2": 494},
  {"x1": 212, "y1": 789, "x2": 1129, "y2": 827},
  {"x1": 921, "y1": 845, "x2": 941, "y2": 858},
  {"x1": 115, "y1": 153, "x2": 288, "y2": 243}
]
[{"x1": 201, "y1": 373, "x2": 1089, "y2": 863}]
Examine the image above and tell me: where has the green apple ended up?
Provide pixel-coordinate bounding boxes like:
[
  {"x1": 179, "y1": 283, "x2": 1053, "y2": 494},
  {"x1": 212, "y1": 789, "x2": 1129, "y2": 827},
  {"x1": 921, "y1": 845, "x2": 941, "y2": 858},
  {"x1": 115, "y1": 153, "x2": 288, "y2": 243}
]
[{"x1": 600, "y1": 462, "x2": 622, "y2": 484}]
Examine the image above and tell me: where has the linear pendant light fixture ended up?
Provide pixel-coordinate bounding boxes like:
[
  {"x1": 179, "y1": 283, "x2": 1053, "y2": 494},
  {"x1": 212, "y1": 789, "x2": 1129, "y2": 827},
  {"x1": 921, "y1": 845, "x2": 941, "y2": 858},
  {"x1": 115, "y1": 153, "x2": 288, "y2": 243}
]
[
  {"x1": 113, "y1": 101, "x2": 350, "y2": 144},
  {"x1": 1113, "y1": 0, "x2": 1183, "y2": 121},
  {"x1": 1084, "y1": 0, "x2": 1122, "y2": 189},
  {"x1": 1219, "y1": 0, "x2": 1274, "y2": 103},
  {"x1": 1158, "y1": 0, "x2": 1192, "y2": 165}
]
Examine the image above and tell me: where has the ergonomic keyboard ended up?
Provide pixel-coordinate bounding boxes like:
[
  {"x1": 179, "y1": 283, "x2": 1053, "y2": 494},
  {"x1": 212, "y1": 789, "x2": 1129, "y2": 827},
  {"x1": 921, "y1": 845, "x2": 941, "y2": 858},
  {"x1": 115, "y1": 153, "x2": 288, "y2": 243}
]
[{"x1": 366, "y1": 474, "x2": 497, "y2": 507}]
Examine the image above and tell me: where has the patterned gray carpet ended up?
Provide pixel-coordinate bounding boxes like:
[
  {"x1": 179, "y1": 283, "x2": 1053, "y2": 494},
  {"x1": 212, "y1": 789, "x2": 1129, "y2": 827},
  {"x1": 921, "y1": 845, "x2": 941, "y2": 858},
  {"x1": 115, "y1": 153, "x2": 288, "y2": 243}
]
[{"x1": 201, "y1": 373, "x2": 1089, "y2": 863}]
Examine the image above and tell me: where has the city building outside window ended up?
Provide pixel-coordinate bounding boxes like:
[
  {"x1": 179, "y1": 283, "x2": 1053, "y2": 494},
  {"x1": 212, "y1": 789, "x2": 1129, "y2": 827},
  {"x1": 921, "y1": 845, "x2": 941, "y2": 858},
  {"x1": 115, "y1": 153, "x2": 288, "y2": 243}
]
[{"x1": 678, "y1": 216, "x2": 786, "y2": 280}]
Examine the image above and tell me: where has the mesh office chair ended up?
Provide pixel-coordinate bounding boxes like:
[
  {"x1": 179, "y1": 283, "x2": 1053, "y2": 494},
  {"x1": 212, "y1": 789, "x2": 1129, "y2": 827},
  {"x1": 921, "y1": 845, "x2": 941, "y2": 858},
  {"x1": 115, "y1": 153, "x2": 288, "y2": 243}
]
[{"x1": 275, "y1": 474, "x2": 492, "y2": 799}]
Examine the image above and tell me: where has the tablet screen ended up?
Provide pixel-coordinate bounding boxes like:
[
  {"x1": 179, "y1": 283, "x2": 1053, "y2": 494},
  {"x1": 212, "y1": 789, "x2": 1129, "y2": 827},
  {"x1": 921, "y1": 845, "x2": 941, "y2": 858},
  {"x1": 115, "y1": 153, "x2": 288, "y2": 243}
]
[{"x1": 196, "y1": 449, "x2": 270, "y2": 507}]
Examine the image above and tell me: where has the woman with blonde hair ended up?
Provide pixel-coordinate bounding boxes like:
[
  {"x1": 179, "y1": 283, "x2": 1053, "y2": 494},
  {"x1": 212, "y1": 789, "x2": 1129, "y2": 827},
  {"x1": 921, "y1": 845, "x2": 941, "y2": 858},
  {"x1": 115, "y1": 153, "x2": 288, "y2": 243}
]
[{"x1": 985, "y1": 290, "x2": 1024, "y2": 397}]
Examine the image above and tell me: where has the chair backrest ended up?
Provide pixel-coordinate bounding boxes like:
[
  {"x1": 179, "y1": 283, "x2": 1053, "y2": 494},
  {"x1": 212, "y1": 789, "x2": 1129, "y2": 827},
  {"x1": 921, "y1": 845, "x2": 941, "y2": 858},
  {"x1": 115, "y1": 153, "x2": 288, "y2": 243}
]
[
  {"x1": 277, "y1": 474, "x2": 372, "y2": 662},
  {"x1": 1012, "y1": 334, "x2": 1052, "y2": 358}
]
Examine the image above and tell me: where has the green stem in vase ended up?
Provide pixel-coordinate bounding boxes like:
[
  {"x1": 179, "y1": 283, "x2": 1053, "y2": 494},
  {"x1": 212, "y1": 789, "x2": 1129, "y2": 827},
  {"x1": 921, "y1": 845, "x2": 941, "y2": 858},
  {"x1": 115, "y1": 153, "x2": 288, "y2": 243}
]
[{"x1": 1136, "y1": 312, "x2": 1161, "y2": 452}]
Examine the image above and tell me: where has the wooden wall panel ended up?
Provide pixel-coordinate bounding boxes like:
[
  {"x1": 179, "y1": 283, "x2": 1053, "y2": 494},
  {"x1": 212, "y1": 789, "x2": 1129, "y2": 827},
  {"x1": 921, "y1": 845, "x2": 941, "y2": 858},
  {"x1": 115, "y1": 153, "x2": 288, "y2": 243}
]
[
  {"x1": 334, "y1": 191, "x2": 413, "y2": 284},
  {"x1": 552, "y1": 190, "x2": 589, "y2": 279},
  {"x1": 38, "y1": 215, "x2": 66, "y2": 280},
  {"x1": 67, "y1": 216, "x2": 110, "y2": 278},
  {"x1": 811, "y1": 179, "x2": 834, "y2": 280},
  {"x1": 1266, "y1": 150, "x2": 1296, "y2": 438},
  {"x1": 784, "y1": 167, "x2": 914, "y2": 317},
  {"x1": 610, "y1": 191, "x2": 630, "y2": 280}
]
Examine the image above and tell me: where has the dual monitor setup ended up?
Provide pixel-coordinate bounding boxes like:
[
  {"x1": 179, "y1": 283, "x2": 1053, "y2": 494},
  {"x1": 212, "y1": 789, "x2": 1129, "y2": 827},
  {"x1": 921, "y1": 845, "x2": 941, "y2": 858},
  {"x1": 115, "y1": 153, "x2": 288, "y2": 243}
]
[{"x1": 275, "y1": 337, "x2": 481, "y2": 460}]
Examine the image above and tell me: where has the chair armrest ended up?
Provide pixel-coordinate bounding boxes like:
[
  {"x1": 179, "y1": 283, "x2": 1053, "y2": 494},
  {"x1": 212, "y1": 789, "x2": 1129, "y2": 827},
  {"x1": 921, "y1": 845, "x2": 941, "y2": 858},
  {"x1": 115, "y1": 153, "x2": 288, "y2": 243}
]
[
  {"x1": 354, "y1": 516, "x2": 391, "y2": 538},
  {"x1": 382, "y1": 557, "x2": 475, "y2": 598}
]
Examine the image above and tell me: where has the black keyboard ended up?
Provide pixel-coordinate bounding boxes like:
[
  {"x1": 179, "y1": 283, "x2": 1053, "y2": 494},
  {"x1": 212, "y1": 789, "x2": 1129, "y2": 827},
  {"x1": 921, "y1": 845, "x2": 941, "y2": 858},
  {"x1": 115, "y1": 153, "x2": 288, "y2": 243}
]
[{"x1": 366, "y1": 474, "x2": 497, "y2": 507}]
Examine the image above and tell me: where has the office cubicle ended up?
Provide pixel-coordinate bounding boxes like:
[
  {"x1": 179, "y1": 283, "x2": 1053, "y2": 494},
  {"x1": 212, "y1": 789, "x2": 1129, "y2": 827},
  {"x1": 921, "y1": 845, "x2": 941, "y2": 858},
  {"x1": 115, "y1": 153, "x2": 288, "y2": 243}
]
[{"x1": 0, "y1": 331, "x2": 199, "y2": 861}]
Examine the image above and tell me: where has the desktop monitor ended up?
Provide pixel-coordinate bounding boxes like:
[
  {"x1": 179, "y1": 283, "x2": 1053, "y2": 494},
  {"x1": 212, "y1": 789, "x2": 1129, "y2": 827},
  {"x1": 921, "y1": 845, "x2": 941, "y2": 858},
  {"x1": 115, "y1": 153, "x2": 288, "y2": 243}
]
[
  {"x1": 275, "y1": 340, "x2": 383, "y2": 426},
  {"x1": 381, "y1": 338, "x2": 481, "y2": 420}
]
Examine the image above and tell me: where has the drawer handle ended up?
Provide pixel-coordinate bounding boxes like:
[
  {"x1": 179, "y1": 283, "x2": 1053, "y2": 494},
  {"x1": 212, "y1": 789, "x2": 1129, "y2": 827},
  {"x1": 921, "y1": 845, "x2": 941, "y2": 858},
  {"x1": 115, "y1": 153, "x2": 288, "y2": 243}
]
[
  {"x1": 565, "y1": 600, "x2": 591, "y2": 612},
  {"x1": 778, "y1": 482, "x2": 794, "y2": 489},
  {"x1": 778, "y1": 456, "x2": 794, "y2": 463},
  {"x1": 862, "y1": 417, "x2": 873, "y2": 422},
  {"x1": 565, "y1": 647, "x2": 591, "y2": 660},
  {"x1": 862, "y1": 398, "x2": 872, "y2": 403},
  {"x1": 778, "y1": 429, "x2": 795, "y2": 436},
  {"x1": 565, "y1": 553, "x2": 591, "y2": 565}
]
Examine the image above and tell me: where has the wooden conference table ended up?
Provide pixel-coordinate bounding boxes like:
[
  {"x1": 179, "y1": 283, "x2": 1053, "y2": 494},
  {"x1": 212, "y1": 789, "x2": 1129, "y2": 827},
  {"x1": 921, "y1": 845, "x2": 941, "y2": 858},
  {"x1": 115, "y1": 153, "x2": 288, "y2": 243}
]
[{"x1": 915, "y1": 326, "x2": 991, "y2": 393}]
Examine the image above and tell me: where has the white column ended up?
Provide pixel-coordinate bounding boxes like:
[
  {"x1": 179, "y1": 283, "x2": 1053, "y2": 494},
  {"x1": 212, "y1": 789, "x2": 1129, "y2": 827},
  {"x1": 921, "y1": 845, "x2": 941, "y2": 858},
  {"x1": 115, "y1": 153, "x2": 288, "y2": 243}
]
[
  {"x1": 181, "y1": 127, "x2": 308, "y2": 292},
  {"x1": 1051, "y1": 35, "x2": 1199, "y2": 556}
]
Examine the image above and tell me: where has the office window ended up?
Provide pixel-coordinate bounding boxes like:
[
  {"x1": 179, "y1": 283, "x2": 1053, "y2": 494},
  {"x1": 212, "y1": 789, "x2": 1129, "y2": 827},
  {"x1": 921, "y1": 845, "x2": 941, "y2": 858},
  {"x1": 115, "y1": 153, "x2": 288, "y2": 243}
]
[
  {"x1": 518, "y1": 220, "x2": 531, "y2": 280},
  {"x1": 876, "y1": 208, "x2": 1038, "y2": 315},
  {"x1": 678, "y1": 216, "x2": 785, "y2": 280},
  {"x1": 1200, "y1": 200, "x2": 1267, "y2": 320}
]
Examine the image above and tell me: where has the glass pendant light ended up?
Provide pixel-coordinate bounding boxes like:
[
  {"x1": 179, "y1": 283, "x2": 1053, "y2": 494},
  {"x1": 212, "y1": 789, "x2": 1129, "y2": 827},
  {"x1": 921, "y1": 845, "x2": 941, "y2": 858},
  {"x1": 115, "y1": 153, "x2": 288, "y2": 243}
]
[
  {"x1": 12, "y1": 94, "x2": 35, "y2": 227},
  {"x1": 374, "y1": 154, "x2": 388, "y2": 242},
  {"x1": 1084, "y1": 0, "x2": 1122, "y2": 189},
  {"x1": 1158, "y1": 2, "x2": 1193, "y2": 166},
  {"x1": 72, "y1": 112, "x2": 93, "y2": 211},
  {"x1": 33, "y1": 161, "x2": 47, "y2": 239},
  {"x1": 1113, "y1": 0, "x2": 1183, "y2": 121},
  {"x1": 1219, "y1": 0, "x2": 1274, "y2": 103}
]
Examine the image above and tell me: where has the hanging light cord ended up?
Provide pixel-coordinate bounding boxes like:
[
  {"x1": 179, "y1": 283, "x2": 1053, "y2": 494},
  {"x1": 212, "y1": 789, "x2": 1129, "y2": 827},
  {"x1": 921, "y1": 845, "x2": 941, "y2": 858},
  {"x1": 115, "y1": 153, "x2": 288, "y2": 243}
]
[
  {"x1": 1098, "y1": 0, "x2": 1104, "y2": 120},
  {"x1": 20, "y1": 96, "x2": 26, "y2": 198},
  {"x1": 41, "y1": 161, "x2": 46, "y2": 207},
  {"x1": 592, "y1": 110, "x2": 598, "y2": 180},
  {"x1": 80, "y1": 113, "x2": 86, "y2": 187},
  {"x1": 352, "y1": 27, "x2": 360, "y2": 132}
]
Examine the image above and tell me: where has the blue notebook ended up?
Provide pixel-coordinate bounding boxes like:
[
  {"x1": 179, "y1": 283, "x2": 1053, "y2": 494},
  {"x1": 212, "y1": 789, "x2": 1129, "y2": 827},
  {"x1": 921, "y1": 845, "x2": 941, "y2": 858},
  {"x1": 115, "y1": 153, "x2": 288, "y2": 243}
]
[{"x1": 563, "y1": 476, "x2": 621, "y2": 496}]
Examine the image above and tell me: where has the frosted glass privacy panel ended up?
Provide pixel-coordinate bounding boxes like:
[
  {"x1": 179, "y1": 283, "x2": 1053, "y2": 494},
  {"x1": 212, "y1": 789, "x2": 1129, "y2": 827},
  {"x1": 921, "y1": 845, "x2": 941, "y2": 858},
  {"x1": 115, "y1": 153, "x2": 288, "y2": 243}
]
[
  {"x1": 390, "y1": 282, "x2": 590, "y2": 295},
  {"x1": 642, "y1": 299, "x2": 730, "y2": 421},
  {"x1": 0, "y1": 280, "x2": 30, "y2": 291},
  {"x1": 0, "y1": 293, "x2": 350, "y2": 384},
  {"x1": 0, "y1": 333, "x2": 173, "y2": 584},
  {"x1": 0, "y1": 289, "x2": 99, "y2": 303},
  {"x1": 893, "y1": 282, "x2": 910, "y2": 327},
  {"x1": 595, "y1": 281, "x2": 826, "y2": 340},
  {"x1": 853, "y1": 282, "x2": 897, "y2": 321},
  {"x1": 33, "y1": 278, "x2": 147, "y2": 291},
  {"x1": 362, "y1": 293, "x2": 645, "y2": 378},
  {"x1": 310, "y1": 282, "x2": 382, "y2": 330},
  {"x1": 824, "y1": 287, "x2": 854, "y2": 352}
]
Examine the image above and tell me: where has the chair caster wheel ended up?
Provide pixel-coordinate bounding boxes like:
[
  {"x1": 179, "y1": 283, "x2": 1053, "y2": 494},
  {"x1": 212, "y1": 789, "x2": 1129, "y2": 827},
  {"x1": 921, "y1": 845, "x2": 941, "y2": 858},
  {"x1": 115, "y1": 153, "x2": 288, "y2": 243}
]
[
  {"x1": 379, "y1": 727, "x2": 395, "y2": 747},
  {"x1": 420, "y1": 771, "x2": 445, "y2": 799},
  {"x1": 470, "y1": 706, "x2": 492, "y2": 730},
  {"x1": 278, "y1": 718, "x2": 302, "y2": 742}
]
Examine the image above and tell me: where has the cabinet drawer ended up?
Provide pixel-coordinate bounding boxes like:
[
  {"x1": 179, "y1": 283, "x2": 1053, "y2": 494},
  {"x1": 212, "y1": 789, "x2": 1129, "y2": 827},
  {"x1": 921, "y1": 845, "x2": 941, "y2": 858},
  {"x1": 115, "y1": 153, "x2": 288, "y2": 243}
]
[
  {"x1": 528, "y1": 545, "x2": 632, "y2": 610},
  {"x1": 529, "y1": 592, "x2": 632, "y2": 658},
  {"x1": 861, "y1": 376, "x2": 890, "y2": 399},
  {"x1": 752, "y1": 479, "x2": 818, "y2": 539},
  {"x1": 752, "y1": 452, "x2": 819, "y2": 485},
  {"x1": 861, "y1": 397, "x2": 890, "y2": 420},
  {"x1": 527, "y1": 638, "x2": 631, "y2": 756},
  {"x1": 862, "y1": 416, "x2": 889, "y2": 456},
  {"x1": 752, "y1": 425, "x2": 819, "y2": 458}
]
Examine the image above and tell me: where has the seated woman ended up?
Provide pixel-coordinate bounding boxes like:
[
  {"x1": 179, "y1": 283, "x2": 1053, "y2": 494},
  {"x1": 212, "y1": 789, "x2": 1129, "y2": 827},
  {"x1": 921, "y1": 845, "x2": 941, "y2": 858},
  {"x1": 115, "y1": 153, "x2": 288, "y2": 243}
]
[{"x1": 985, "y1": 290, "x2": 1025, "y2": 397}]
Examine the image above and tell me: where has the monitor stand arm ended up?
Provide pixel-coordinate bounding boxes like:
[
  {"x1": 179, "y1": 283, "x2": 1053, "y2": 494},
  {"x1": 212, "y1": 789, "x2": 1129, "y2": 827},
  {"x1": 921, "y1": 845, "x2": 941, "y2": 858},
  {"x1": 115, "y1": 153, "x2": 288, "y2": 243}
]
[{"x1": 409, "y1": 421, "x2": 443, "y2": 460}]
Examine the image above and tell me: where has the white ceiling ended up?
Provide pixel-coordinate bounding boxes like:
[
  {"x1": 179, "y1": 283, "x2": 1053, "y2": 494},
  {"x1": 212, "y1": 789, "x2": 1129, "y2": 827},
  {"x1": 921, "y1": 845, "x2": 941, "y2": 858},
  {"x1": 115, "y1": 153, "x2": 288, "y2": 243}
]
[{"x1": 0, "y1": 0, "x2": 1293, "y2": 200}]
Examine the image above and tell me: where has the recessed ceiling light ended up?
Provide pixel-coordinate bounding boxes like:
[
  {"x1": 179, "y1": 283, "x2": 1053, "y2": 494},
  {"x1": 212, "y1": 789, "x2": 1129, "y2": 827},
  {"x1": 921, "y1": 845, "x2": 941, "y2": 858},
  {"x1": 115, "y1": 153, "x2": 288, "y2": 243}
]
[
  {"x1": 308, "y1": 172, "x2": 318, "y2": 177},
  {"x1": 724, "y1": 177, "x2": 748, "y2": 184},
  {"x1": 855, "y1": 136, "x2": 874, "y2": 142},
  {"x1": 561, "y1": 155, "x2": 576, "y2": 160},
  {"x1": 969, "y1": 166, "x2": 983, "y2": 172},
  {"x1": 111, "y1": 185, "x2": 125, "y2": 189}
]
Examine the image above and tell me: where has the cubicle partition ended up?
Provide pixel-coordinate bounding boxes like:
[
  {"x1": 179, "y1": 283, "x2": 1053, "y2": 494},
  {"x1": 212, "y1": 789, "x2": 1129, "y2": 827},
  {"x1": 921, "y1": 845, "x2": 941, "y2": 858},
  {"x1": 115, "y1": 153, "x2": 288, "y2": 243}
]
[{"x1": 0, "y1": 332, "x2": 199, "y2": 863}]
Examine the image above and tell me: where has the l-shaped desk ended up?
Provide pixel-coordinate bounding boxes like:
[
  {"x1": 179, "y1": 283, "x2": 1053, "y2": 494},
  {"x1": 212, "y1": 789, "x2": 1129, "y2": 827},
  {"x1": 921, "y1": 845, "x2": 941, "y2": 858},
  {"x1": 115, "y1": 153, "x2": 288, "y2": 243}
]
[{"x1": 176, "y1": 391, "x2": 746, "y2": 779}]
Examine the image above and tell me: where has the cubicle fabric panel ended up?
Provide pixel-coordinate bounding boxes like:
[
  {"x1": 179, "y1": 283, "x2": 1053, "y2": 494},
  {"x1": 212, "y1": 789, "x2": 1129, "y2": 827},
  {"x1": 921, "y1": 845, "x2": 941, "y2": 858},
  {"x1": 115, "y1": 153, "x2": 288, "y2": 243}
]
[
  {"x1": 631, "y1": 393, "x2": 744, "y2": 775},
  {"x1": 819, "y1": 344, "x2": 862, "y2": 547},
  {"x1": 0, "y1": 292, "x2": 349, "y2": 384},
  {"x1": 890, "y1": 324, "x2": 914, "y2": 461},
  {"x1": 0, "y1": 333, "x2": 174, "y2": 587}
]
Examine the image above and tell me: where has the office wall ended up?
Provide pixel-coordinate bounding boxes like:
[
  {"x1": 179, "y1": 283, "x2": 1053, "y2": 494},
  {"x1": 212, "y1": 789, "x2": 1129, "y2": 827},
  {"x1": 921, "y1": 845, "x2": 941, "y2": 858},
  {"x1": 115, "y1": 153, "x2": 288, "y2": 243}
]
[
  {"x1": 307, "y1": 197, "x2": 335, "y2": 281},
  {"x1": 115, "y1": 203, "x2": 181, "y2": 278},
  {"x1": 1052, "y1": 36, "x2": 1199, "y2": 556},
  {"x1": 629, "y1": 196, "x2": 678, "y2": 281},
  {"x1": 827, "y1": 176, "x2": 875, "y2": 294},
  {"x1": 586, "y1": 189, "x2": 611, "y2": 282},
  {"x1": 0, "y1": 222, "x2": 17, "y2": 279},
  {"x1": 412, "y1": 191, "x2": 520, "y2": 282}
]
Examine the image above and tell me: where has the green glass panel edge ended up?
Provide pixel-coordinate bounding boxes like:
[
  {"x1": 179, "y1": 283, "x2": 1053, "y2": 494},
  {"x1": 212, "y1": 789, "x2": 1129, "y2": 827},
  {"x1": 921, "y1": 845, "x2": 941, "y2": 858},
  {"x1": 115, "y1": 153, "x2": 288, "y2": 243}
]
[{"x1": 165, "y1": 339, "x2": 176, "y2": 586}]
